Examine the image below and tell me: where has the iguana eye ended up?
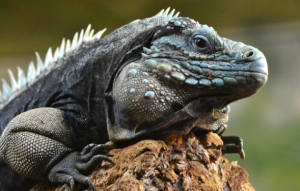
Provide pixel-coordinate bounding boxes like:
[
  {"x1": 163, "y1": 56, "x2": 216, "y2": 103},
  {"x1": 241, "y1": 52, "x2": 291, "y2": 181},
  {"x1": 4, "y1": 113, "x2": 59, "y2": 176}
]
[
  {"x1": 192, "y1": 35, "x2": 210, "y2": 51},
  {"x1": 221, "y1": 105, "x2": 230, "y2": 114}
]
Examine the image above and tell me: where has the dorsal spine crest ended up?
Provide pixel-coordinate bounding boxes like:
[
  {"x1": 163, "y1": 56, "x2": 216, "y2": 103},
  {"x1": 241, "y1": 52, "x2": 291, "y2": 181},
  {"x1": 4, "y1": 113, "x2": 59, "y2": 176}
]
[
  {"x1": 0, "y1": 25, "x2": 107, "y2": 107},
  {"x1": 0, "y1": 7, "x2": 180, "y2": 108}
]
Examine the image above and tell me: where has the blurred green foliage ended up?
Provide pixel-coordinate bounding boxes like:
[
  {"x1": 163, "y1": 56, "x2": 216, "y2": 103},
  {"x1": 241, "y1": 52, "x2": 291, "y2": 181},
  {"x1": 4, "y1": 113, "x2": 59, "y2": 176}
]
[
  {"x1": 0, "y1": 0, "x2": 300, "y2": 55},
  {"x1": 0, "y1": 1, "x2": 300, "y2": 191}
]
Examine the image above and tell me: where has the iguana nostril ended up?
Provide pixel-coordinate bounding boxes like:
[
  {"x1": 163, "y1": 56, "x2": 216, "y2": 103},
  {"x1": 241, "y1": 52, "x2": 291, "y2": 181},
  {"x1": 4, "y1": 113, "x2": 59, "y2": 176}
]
[{"x1": 244, "y1": 51, "x2": 253, "y2": 58}]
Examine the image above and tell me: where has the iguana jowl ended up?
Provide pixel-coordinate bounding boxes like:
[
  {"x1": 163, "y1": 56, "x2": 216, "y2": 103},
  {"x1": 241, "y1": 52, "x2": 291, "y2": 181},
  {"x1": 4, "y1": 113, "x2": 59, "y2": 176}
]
[{"x1": 0, "y1": 8, "x2": 268, "y2": 191}]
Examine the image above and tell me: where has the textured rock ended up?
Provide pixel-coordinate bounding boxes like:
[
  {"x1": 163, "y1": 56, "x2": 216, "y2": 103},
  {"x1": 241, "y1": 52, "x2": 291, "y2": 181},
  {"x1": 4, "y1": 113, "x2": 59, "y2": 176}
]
[{"x1": 31, "y1": 132, "x2": 255, "y2": 191}]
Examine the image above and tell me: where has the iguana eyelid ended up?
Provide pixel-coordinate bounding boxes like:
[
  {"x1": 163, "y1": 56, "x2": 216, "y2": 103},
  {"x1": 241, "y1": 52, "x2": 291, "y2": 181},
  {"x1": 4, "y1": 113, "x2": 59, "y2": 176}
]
[{"x1": 190, "y1": 34, "x2": 213, "y2": 53}]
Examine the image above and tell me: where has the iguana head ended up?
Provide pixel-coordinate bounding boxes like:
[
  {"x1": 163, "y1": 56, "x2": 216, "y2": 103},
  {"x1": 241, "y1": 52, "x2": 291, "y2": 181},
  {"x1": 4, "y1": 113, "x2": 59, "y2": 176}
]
[{"x1": 111, "y1": 9, "x2": 268, "y2": 141}]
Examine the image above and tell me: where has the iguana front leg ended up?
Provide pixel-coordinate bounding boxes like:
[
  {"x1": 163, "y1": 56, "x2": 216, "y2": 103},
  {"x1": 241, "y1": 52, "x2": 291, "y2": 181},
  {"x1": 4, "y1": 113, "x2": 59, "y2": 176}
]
[{"x1": 0, "y1": 108, "x2": 113, "y2": 190}]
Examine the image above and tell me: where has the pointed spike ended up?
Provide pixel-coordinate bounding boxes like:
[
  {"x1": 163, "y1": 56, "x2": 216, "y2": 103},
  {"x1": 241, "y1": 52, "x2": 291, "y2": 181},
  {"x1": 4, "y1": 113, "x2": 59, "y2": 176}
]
[
  {"x1": 162, "y1": 7, "x2": 170, "y2": 17},
  {"x1": 167, "y1": 9, "x2": 175, "y2": 19},
  {"x1": 78, "y1": 29, "x2": 84, "y2": 45},
  {"x1": 27, "y1": 61, "x2": 36, "y2": 83},
  {"x1": 71, "y1": 32, "x2": 78, "y2": 50},
  {"x1": 143, "y1": 47, "x2": 152, "y2": 54},
  {"x1": 93, "y1": 28, "x2": 107, "y2": 40},
  {"x1": 156, "y1": 9, "x2": 164, "y2": 17},
  {"x1": 66, "y1": 40, "x2": 71, "y2": 53},
  {"x1": 8, "y1": 69, "x2": 18, "y2": 91},
  {"x1": 44, "y1": 47, "x2": 53, "y2": 67},
  {"x1": 83, "y1": 24, "x2": 92, "y2": 42},
  {"x1": 84, "y1": 24, "x2": 92, "y2": 41},
  {"x1": 2, "y1": 78, "x2": 12, "y2": 101},
  {"x1": 89, "y1": 29, "x2": 94, "y2": 39},
  {"x1": 59, "y1": 38, "x2": 66, "y2": 57},
  {"x1": 35, "y1": 52, "x2": 44, "y2": 75},
  {"x1": 173, "y1": 12, "x2": 180, "y2": 18},
  {"x1": 54, "y1": 48, "x2": 60, "y2": 61},
  {"x1": 17, "y1": 67, "x2": 26, "y2": 88}
]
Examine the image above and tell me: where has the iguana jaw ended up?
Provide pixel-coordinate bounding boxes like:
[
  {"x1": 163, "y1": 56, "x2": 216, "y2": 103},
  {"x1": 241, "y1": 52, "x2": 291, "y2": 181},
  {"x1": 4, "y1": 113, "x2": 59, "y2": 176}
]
[{"x1": 139, "y1": 57, "x2": 267, "y2": 103}]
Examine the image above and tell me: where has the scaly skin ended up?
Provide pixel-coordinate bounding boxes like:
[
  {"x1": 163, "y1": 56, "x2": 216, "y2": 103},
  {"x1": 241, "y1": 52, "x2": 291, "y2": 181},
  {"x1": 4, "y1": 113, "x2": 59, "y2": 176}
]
[
  {"x1": 111, "y1": 17, "x2": 267, "y2": 142},
  {"x1": 0, "y1": 8, "x2": 268, "y2": 191}
]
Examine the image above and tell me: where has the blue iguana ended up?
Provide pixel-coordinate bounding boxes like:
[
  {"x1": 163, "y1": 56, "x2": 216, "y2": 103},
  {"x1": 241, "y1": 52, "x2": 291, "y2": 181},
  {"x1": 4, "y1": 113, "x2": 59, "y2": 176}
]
[{"x1": 0, "y1": 8, "x2": 268, "y2": 191}]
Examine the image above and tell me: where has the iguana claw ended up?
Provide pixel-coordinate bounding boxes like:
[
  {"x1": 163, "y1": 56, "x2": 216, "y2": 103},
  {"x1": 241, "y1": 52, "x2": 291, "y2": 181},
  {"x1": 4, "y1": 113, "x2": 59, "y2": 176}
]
[
  {"x1": 214, "y1": 124, "x2": 227, "y2": 136},
  {"x1": 48, "y1": 142, "x2": 115, "y2": 191},
  {"x1": 221, "y1": 135, "x2": 245, "y2": 160}
]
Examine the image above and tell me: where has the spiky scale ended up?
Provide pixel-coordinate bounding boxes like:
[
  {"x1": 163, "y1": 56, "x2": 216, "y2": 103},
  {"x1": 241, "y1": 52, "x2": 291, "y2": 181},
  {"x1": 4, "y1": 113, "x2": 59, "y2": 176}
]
[
  {"x1": 71, "y1": 32, "x2": 78, "y2": 50},
  {"x1": 83, "y1": 24, "x2": 91, "y2": 42},
  {"x1": 78, "y1": 29, "x2": 84, "y2": 45},
  {"x1": 0, "y1": 25, "x2": 107, "y2": 106},
  {"x1": 54, "y1": 48, "x2": 60, "y2": 61},
  {"x1": 59, "y1": 38, "x2": 66, "y2": 57},
  {"x1": 66, "y1": 40, "x2": 71, "y2": 53},
  {"x1": 27, "y1": 61, "x2": 36, "y2": 83},
  {"x1": 167, "y1": 9, "x2": 175, "y2": 19},
  {"x1": 8, "y1": 69, "x2": 18, "y2": 91},
  {"x1": 162, "y1": 7, "x2": 170, "y2": 17},
  {"x1": 17, "y1": 67, "x2": 26, "y2": 88},
  {"x1": 93, "y1": 28, "x2": 106, "y2": 40},
  {"x1": 156, "y1": 9, "x2": 164, "y2": 17},
  {"x1": 44, "y1": 47, "x2": 53, "y2": 67},
  {"x1": 89, "y1": 29, "x2": 94, "y2": 39},
  {"x1": 173, "y1": 12, "x2": 180, "y2": 18},
  {"x1": 35, "y1": 52, "x2": 44, "y2": 76}
]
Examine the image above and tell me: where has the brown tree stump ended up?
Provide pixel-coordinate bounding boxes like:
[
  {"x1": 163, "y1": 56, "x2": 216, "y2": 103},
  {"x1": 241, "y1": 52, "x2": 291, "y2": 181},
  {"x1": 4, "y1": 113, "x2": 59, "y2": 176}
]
[{"x1": 31, "y1": 132, "x2": 254, "y2": 191}]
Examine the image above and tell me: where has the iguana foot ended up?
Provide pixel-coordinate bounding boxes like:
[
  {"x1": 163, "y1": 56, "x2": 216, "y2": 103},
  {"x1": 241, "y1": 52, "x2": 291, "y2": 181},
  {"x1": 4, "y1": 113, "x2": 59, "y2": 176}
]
[
  {"x1": 221, "y1": 136, "x2": 245, "y2": 160},
  {"x1": 48, "y1": 142, "x2": 115, "y2": 191}
]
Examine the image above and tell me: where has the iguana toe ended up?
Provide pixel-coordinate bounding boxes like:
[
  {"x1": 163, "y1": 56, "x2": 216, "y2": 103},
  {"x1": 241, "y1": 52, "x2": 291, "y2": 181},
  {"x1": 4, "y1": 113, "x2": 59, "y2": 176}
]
[
  {"x1": 81, "y1": 143, "x2": 115, "y2": 161},
  {"x1": 221, "y1": 135, "x2": 245, "y2": 159},
  {"x1": 48, "y1": 143, "x2": 114, "y2": 190}
]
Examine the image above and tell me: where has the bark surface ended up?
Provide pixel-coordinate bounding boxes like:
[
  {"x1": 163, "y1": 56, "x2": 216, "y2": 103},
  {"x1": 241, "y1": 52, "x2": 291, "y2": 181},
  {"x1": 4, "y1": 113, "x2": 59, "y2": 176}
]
[{"x1": 31, "y1": 132, "x2": 254, "y2": 191}]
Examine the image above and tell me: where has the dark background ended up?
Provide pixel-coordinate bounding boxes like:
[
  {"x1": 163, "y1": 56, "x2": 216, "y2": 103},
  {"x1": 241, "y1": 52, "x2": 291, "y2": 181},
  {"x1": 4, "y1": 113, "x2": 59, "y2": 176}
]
[{"x1": 0, "y1": 1, "x2": 299, "y2": 190}]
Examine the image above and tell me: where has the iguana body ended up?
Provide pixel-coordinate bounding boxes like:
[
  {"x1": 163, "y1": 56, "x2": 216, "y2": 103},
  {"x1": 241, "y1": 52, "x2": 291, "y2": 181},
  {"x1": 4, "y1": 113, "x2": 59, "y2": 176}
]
[{"x1": 0, "y1": 8, "x2": 268, "y2": 191}]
